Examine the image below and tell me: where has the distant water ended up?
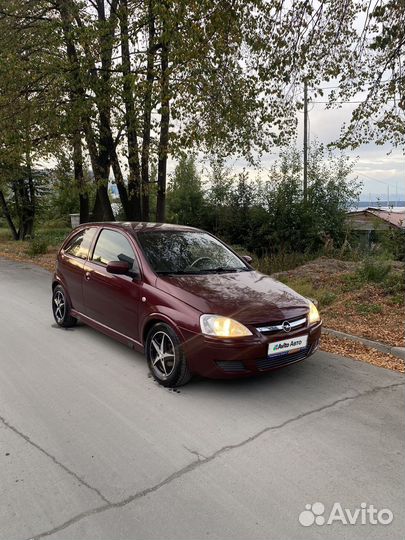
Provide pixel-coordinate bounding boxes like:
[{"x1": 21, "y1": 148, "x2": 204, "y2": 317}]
[
  {"x1": 352, "y1": 202, "x2": 405, "y2": 212},
  {"x1": 356, "y1": 200, "x2": 405, "y2": 209}
]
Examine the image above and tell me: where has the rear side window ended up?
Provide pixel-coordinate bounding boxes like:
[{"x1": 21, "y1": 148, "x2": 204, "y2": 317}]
[
  {"x1": 64, "y1": 228, "x2": 96, "y2": 260},
  {"x1": 92, "y1": 229, "x2": 139, "y2": 272}
]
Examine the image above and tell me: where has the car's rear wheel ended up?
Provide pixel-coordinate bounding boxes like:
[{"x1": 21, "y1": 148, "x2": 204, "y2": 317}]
[
  {"x1": 52, "y1": 285, "x2": 77, "y2": 327},
  {"x1": 146, "y1": 323, "x2": 192, "y2": 387}
]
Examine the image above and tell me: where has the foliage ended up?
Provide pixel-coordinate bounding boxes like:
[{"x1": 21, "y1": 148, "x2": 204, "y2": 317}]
[
  {"x1": 253, "y1": 251, "x2": 319, "y2": 275},
  {"x1": 0, "y1": 0, "x2": 402, "y2": 237},
  {"x1": 276, "y1": 276, "x2": 337, "y2": 308},
  {"x1": 166, "y1": 155, "x2": 205, "y2": 227},
  {"x1": 330, "y1": 0, "x2": 405, "y2": 148},
  {"x1": 175, "y1": 143, "x2": 361, "y2": 255},
  {"x1": 356, "y1": 258, "x2": 392, "y2": 283},
  {"x1": 27, "y1": 237, "x2": 49, "y2": 256},
  {"x1": 355, "y1": 303, "x2": 383, "y2": 315},
  {"x1": 373, "y1": 228, "x2": 405, "y2": 261}
]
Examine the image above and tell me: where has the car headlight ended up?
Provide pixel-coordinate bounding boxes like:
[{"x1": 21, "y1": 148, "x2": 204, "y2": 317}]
[
  {"x1": 200, "y1": 314, "x2": 252, "y2": 337},
  {"x1": 308, "y1": 301, "x2": 320, "y2": 325}
]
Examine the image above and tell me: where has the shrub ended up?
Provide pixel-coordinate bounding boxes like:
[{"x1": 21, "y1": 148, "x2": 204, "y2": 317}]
[
  {"x1": 356, "y1": 258, "x2": 392, "y2": 283},
  {"x1": 317, "y1": 291, "x2": 337, "y2": 307},
  {"x1": 382, "y1": 270, "x2": 405, "y2": 296},
  {"x1": 28, "y1": 237, "x2": 48, "y2": 256}
]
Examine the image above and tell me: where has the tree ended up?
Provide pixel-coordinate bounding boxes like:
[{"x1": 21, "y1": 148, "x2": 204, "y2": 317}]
[
  {"x1": 0, "y1": 0, "x2": 401, "y2": 236},
  {"x1": 0, "y1": 0, "x2": 63, "y2": 238},
  {"x1": 262, "y1": 142, "x2": 362, "y2": 253},
  {"x1": 330, "y1": 0, "x2": 405, "y2": 148},
  {"x1": 166, "y1": 154, "x2": 204, "y2": 226}
]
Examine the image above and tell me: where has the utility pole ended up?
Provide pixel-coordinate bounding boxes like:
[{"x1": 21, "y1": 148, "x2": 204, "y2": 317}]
[{"x1": 303, "y1": 81, "x2": 308, "y2": 203}]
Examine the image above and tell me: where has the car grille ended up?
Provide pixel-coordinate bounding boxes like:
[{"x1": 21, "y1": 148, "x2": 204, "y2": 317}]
[
  {"x1": 256, "y1": 315, "x2": 307, "y2": 335},
  {"x1": 256, "y1": 346, "x2": 311, "y2": 371},
  {"x1": 216, "y1": 361, "x2": 247, "y2": 373}
]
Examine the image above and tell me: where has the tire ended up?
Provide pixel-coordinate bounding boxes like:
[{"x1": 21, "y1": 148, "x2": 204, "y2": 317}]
[
  {"x1": 146, "y1": 322, "x2": 192, "y2": 387},
  {"x1": 52, "y1": 285, "x2": 77, "y2": 328}
]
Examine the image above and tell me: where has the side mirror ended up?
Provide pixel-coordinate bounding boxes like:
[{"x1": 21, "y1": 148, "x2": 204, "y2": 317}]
[
  {"x1": 242, "y1": 255, "x2": 253, "y2": 265},
  {"x1": 106, "y1": 260, "x2": 130, "y2": 275}
]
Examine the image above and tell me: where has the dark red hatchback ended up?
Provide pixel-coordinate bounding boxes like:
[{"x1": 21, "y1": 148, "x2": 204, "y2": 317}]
[{"x1": 52, "y1": 223, "x2": 322, "y2": 386}]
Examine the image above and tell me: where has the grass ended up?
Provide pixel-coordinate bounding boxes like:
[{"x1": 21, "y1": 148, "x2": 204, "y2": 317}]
[
  {"x1": 354, "y1": 303, "x2": 383, "y2": 315},
  {"x1": 0, "y1": 225, "x2": 70, "y2": 248},
  {"x1": 356, "y1": 258, "x2": 392, "y2": 283},
  {"x1": 35, "y1": 227, "x2": 71, "y2": 247},
  {"x1": 276, "y1": 277, "x2": 338, "y2": 307},
  {"x1": 0, "y1": 228, "x2": 12, "y2": 241},
  {"x1": 253, "y1": 251, "x2": 318, "y2": 274},
  {"x1": 274, "y1": 253, "x2": 403, "y2": 320},
  {"x1": 27, "y1": 237, "x2": 49, "y2": 256}
]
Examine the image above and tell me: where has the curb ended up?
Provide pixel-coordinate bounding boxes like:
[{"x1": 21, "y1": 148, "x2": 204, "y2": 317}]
[{"x1": 322, "y1": 328, "x2": 405, "y2": 361}]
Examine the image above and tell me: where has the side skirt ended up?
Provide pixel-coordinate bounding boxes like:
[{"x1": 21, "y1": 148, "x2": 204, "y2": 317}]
[{"x1": 70, "y1": 309, "x2": 144, "y2": 354}]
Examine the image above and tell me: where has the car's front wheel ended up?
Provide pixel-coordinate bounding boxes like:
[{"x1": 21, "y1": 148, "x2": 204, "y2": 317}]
[
  {"x1": 146, "y1": 323, "x2": 192, "y2": 387},
  {"x1": 52, "y1": 285, "x2": 77, "y2": 327}
]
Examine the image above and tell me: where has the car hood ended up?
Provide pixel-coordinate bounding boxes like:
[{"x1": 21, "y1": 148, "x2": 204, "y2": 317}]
[{"x1": 156, "y1": 270, "x2": 310, "y2": 325}]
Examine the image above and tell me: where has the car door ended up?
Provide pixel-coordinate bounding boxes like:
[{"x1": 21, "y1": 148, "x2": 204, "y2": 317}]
[
  {"x1": 59, "y1": 227, "x2": 98, "y2": 313},
  {"x1": 82, "y1": 228, "x2": 141, "y2": 341}
]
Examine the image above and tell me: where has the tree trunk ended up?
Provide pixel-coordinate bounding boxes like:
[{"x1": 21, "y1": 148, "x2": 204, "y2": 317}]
[
  {"x1": 120, "y1": 0, "x2": 142, "y2": 220},
  {"x1": 25, "y1": 159, "x2": 35, "y2": 238},
  {"x1": 57, "y1": 0, "x2": 115, "y2": 222},
  {"x1": 0, "y1": 190, "x2": 18, "y2": 240},
  {"x1": 141, "y1": 0, "x2": 156, "y2": 221},
  {"x1": 72, "y1": 131, "x2": 89, "y2": 224},
  {"x1": 156, "y1": 40, "x2": 170, "y2": 223}
]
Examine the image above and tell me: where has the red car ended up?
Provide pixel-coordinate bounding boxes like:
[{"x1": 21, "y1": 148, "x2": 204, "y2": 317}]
[{"x1": 52, "y1": 223, "x2": 322, "y2": 386}]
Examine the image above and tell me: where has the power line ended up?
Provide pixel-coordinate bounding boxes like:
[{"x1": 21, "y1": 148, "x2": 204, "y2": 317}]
[
  {"x1": 356, "y1": 171, "x2": 397, "y2": 185},
  {"x1": 310, "y1": 99, "x2": 397, "y2": 104},
  {"x1": 303, "y1": 81, "x2": 308, "y2": 203}
]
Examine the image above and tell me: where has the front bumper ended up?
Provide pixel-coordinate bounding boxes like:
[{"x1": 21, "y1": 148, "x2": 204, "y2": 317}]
[{"x1": 180, "y1": 321, "x2": 322, "y2": 378}]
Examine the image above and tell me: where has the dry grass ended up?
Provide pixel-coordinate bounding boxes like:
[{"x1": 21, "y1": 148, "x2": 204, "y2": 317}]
[
  {"x1": 322, "y1": 285, "x2": 404, "y2": 347},
  {"x1": 274, "y1": 257, "x2": 404, "y2": 348},
  {"x1": 321, "y1": 334, "x2": 404, "y2": 373},
  {"x1": 0, "y1": 240, "x2": 57, "y2": 273}
]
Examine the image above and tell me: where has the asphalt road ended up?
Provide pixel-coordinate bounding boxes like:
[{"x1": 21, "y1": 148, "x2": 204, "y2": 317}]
[{"x1": 0, "y1": 257, "x2": 404, "y2": 540}]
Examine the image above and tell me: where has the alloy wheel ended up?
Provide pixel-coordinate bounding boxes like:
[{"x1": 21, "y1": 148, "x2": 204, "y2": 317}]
[
  {"x1": 149, "y1": 331, "x2": 176, "y2": 379},
  {"x1": 53, "y1": 290, "x2": 66, "y2": 323}
]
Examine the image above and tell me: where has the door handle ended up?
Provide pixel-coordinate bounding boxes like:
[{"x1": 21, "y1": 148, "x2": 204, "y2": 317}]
[{"x1": 85, "y1": 271, "x2": 91, "y2": 280}]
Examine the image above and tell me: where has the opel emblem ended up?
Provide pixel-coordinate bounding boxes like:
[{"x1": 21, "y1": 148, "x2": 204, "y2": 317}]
[{"x1": 282, "y1": 321, "x2": 292, "y2": 333}]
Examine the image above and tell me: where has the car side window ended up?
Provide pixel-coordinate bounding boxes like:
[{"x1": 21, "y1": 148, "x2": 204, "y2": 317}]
[
  {"x1": 64, "y1": 228, "x2": 96, "y2": 260},
  {"x1": 92, "y1": 229, "x2": 139, "y2": 272}
]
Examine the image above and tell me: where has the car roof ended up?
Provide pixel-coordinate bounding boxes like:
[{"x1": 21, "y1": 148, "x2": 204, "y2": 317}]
[{"x1": 80, "y1": 222, "x2": 201, "y2": 234}]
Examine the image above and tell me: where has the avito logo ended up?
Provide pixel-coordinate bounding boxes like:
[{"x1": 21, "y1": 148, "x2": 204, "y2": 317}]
[{"x1": 298, "y1": 502, "x2": 393, "y2": 527}]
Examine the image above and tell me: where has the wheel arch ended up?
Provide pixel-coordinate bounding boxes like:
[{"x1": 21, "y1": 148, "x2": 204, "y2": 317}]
[{"x1": 142, "y1": 315, "x2": 184, "y2": 346}]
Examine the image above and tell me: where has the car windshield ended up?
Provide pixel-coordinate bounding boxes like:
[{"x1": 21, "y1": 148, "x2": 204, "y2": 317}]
[{"x1": 137, "y1": 231, "x2": 250, "y2": 275}]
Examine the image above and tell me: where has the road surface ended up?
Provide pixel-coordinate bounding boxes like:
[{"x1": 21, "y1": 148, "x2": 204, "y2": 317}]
[{"x1": 0, "y1": 257, "x2": 403, "y2": 540}]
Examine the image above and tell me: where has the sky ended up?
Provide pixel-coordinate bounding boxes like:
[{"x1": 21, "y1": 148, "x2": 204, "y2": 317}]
[
  {"x1": 301, "y1": 100, "x2": 404, "y2": 203},
  {"x1": 167, "y1": 90, "x2": 404, "y2": 205}
]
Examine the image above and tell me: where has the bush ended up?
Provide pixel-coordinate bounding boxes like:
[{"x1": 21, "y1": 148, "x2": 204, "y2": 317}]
[
  {"x1": 356, "y1": 258, "x2": 392, "y2": 283},
  {"x1": 36, "y1": 227, "x2": 70, "y2": 247},
  {"x1": 255, "y1": 251, "x2": 317, "y2": 274},
  {"x1": 28, "y1": 237, "x2": 49, "y2": 256},
  {"x1": 382, "y1": 269, "x2": 405, "y2": 296}
]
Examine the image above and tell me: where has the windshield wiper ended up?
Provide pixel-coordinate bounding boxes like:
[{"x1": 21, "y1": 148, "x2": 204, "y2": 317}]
[
  {"x1": 157, "y1": 270, "x2": 185, "y2": 275},
  {"x1": 198, "y1": 267, "x2": 248, "y2": 274},
  {"x1": 157, "y1": 267, "x2": 250, "y2": 276}
]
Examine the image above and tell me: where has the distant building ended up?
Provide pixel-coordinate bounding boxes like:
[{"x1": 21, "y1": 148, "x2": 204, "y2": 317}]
[{"x1": 346, "y1": 207, "x2": 405, "y2": 247}]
